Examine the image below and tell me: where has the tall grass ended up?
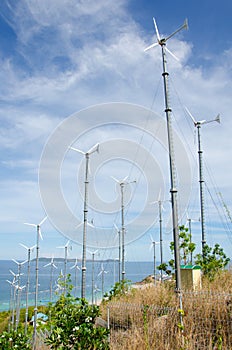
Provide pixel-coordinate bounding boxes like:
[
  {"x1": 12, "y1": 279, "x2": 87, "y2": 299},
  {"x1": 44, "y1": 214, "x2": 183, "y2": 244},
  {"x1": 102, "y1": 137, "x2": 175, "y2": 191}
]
[{"x1": 100, "y1": 270, "x2": 232, "y2": 349}]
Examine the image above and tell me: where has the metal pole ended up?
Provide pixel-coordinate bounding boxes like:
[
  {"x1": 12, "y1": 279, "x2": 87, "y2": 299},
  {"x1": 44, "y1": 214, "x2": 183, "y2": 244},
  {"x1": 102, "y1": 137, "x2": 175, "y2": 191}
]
[
  {"x1": 91, "y1": 252, "x2": 95, "y2": 305},
  {"x1": 188, "y1": 218, "x2": 193, "y2": 264},
  {"x1": 158, "y1": 201, "x2": 163, "y2": 282},
  {"x1": 32, "y1": 225, "x2": 40, "y2": 350},
  {"x1": 118, "y1": 230, "x2": 121, "y2": 282},
  {"x1": 161, "y1": 43, "x2": 181, "y2": 293},
  {"x1": 121, "y1": 183, "x2": 125, "y2": 282},
  {"x1": 81, "y1": 154, "x2": 89, "y2": 299},
  {"x1": 197, "y1": 124, "x2": 206, "y2": 256},
  {"x1": 25, "y1": 249, "x2": 31, "y2": 334},
  {"x1": 153, "y1": 242, "x2": 156, "y2": 285}
]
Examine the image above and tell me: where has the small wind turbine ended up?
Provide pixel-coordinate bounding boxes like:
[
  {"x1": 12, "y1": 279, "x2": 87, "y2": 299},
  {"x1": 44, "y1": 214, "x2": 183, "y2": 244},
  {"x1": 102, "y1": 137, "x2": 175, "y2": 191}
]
[
  {"x1": 70, "y1": 143, "x2": 99, "y2": 300},
  {"x1": 24, "y1": 215, "x2": 47, "y2": 349},
  {"x1": 94, "y1": 284, "x2": 101, "y2": 304},
  {"x1": 149, "y1": 235, "x2": 160, "y2": 285},
  {"x1": 144, "y1": 18, "x2": 188, "y2": 295},
  {"x1": 185, "y1": 212, "x2": 200, "y2": 265},
  {"x1": 98, "y1": 263, "x2": 108, "y2": 300},
  {"x1": 87, "y1": 249, "x2": 98, "y2": 305},
  {"x1": 151, "y1": 192, "x2": 170, "y2": 282},
  {"x1": 44, "y1": 256, "x2": 57, "y2": 302},
  {"x1": 6, "y1": 277, "x2": 17, "y2": 331},
  {"x1": 112, "y1": 176, "x2": 136, "y2": 282},
  {"x1": 57, "y1": 240, "x2": 71, "y2": 294},
  {"x1": 12, "y1": 259, "x2": 27, "y2": 329},
  {"x1": 20, "y1": 243, "x2": 36, "y2": 334},
  {"x1": 185, "y1": 107, "x2": 220, "y2": 256},
  {"x1": 70, "y1": 258, "x2": 80, "y2": 298}
]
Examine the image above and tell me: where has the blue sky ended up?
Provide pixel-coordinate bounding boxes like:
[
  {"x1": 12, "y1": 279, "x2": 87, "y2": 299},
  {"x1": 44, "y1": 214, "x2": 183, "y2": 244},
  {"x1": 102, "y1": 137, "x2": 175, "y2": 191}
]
[{"x1": 0, "y1": 0, "x2": 232, "y2": 262}]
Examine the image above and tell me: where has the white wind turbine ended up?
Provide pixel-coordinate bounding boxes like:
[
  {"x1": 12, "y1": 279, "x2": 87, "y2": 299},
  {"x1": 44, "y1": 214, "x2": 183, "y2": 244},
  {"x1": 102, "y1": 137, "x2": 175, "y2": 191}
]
[
  {"x1": 57, "y1": 240, "x2": 71, "y2": 294},
  {"x1": 6, "y1": 276, "x2": 17, "y2": 331},
  {"x1": 149, "y1": 235, "x2": 160, "y2": 285},
  {"x1": 94, "y1": 284, "x2": 101, "y2": 304},
  {"x1": 112, "y1": 176, "x2": 136, "y2": 282},
  {"x1": 144, "y1": 17, "x2": 188, "y2": 295},
  {"x1": 44, "y1": 256, "x2": 57, "y2": 303},
  {"x1": 151, "y1": 192, "x2": 170, "y2": 283},
  {"x1": 185, "y1": 107, "x2": 220, "y2": 257},
  {"x1": 70, "y1": 258, "x2": 81, "y2": 298},
  {"x1": 87, "y1": 249, "x2": 98, "y2": 305},
  {"x1": 70, "y1": 143, "x2": 99, "y2": 299},
  {"x1": 9, "y1": 269, "x2": 21, "y2": 329},
  {"x1": 12, "y1": 259, "x2": 27, "y2": 330},
  {"x1": 185, "y1": 212, "x2": 200, "y2": 265},
  {"x1": 24, "y1": 215, "x2": 47, "y2": 349},
  {"x1": 98, "y1": 263, "x2": 108, "y2": 300},
  {"x1": 20, "y1": 243, "x2": 36, "y2": 334}
]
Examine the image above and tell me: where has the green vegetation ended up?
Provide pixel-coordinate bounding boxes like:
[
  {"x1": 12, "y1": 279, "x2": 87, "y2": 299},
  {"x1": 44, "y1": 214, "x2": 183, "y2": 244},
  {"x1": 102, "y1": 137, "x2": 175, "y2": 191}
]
[{"x1": 158, "y1": 225, "x2": 229, "y2": 280}]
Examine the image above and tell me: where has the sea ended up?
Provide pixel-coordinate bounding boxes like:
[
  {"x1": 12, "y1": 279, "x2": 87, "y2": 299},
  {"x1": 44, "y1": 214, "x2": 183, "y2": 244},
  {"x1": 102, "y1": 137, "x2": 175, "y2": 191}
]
[{"x1": 0, "y1": 260, "x2": 155, "y2": 312}]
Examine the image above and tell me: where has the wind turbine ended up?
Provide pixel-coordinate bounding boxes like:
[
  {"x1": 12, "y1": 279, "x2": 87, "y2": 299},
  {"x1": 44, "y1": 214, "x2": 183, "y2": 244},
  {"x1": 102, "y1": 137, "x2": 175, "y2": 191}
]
[
  {"x1": 185, "y1": 107, "x2": 220, "y2": 256},
  {"x1": 12, "y1": 259, "x2": 27, "y2": 330},
  {"x1": 114, "y1": 223, "x2": 121, "y2": 283},
  {"x1": 70, "y1": 143, "x2": 99, "y2": 299},
  {"x1": 94, "y1": 284, "x2": 101, "y2": 304},
  {"x1": 151, "y1": 193, "x2": 170, "y2": 282},
  {"x1": 24, "y1": 216, "x2": 47, "y2": 350},
  {"x1": 185, "y1": 212, "x2": 200, "y2": 264},
  {"x1": 44, "y1": 256, "x2": 57, "y2": 303},
  {"x1": 149, "y1": 235, "x2": 160, "y2": 285},
  {"x1": 98, "y1": 263, "x2": 108, "y2": 300},
  {"x1": 144, "y1": 18, "x2": 188, "y2": 294},
  {"x1": 20, "y1": 243, "x2": 36, "y2": 334},
  {"x1": 57, "y1": 240, "x2": 71, "y2": 294},
  {"x1": 112, "y1": 176, "x2": 136, "y2": 282},
  {"x1": 87, "y1": 249, "x2": 98, "y2": 305},
  {"x1": 6, "y1": 276, "x2": 17, "y2": 331},
  {"x1": 70, "y1": 258, "x2": 80, "y2": 298}
]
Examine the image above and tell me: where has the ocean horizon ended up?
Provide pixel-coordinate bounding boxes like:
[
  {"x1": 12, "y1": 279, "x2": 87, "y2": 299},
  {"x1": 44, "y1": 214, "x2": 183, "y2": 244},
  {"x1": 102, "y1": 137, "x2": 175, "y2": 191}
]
[{"x1": 0, "y1": 259, "x2": 157, "y2": 312}]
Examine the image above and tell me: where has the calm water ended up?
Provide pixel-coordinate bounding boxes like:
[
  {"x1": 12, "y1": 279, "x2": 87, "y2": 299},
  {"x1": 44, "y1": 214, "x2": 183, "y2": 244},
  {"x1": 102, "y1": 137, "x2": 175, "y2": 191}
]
[{"x1": 0, "y1": 260, "x2": 155, "y2": 311}]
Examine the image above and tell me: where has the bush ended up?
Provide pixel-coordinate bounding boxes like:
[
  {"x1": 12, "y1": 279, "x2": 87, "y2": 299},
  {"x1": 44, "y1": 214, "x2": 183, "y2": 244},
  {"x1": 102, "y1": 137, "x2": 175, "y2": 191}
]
[{"x1": 46, "y1": 292, "x2": 109, "y2": 349}]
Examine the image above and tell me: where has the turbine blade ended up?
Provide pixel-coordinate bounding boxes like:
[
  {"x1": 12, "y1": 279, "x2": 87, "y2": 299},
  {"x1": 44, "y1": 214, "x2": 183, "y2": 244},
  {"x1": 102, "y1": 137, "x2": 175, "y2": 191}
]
[
  {"x1": 144, "y1": 42, "x2": 159, "y2": 52},
  {"x1": 12, "y1": 259, "x2": 19, "y2": 265},
  {"x1": 122, "y1": 175, "x2": 128, "y2": 183},
  {"x1": 87, "y1": 143, "x2": 100, "y2": 155},
  {"x1": 185, "y1": 106, "x2": 197, "y2": 125},
  {"x1": 70, "y1": 146, "x2": 85, "y2": 155},
  {"x1": 39, "y1": 216, "x2": 47, "y2": 226},
  {"x1": 166, "y1": 47, "x2": 179, "y2": 61},
  {"x1": 20, "y1": 243, "x2": 28, "y2": 250},
  {"x1": 111, "y1": 176, "x2": 119, "y2": 183},
  {"x1": 24, "y1": 223, "x2": 36, "y2": 227},
  {"x1": 153, "y1": 17, "x2": 161, "y2": 41}
]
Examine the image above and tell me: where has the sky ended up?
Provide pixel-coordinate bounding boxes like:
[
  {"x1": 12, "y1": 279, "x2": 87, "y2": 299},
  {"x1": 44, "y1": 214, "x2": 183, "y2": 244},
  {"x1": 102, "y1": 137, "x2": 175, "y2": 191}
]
[{"x1": 0, "y1": 0, "x2": 232, "y2": 263}]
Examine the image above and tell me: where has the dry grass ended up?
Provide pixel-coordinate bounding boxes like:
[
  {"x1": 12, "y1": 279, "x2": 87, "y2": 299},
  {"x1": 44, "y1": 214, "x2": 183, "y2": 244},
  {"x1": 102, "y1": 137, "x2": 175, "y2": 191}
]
[{"x1": 100, "y1": 270, "x2": 232, "y2": 350}]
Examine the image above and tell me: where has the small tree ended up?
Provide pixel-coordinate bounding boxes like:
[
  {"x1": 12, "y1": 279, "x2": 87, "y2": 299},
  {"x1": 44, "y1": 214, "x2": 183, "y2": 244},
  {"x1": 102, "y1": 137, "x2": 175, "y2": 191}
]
[
  {"x1": 195, "y1": 243, "x2": 230, "y2": 280},
  {"x1": 158, "y1": 225, "x2": 196, "y2": 275}
]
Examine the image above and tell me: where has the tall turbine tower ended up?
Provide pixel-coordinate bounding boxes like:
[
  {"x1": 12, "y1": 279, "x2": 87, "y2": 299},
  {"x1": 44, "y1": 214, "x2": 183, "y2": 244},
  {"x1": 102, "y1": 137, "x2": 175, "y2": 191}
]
[
  {"x1": 24, "y1": 216, "x2": 47, "y2": 350},
  {"x1": 57, "y1": 240, "x2": 71, "y2": 294},
  {"x1": 70, "y1": 143, "x2": 99, "y2": 299},
  {"x1": 145, "y1": 18, "x2": 188, "y2": 294},
  {"x1": 20, "y1": 243, "x2": 36, "y2": 334},
  {"x1": 186, "y1": 108, "x2": 220, "y2": 256},
  {"x1": 112, "y1": 177, "x2": 136, "y2": 282}
]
